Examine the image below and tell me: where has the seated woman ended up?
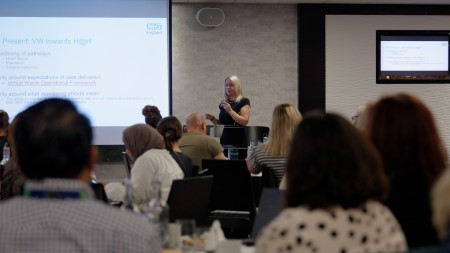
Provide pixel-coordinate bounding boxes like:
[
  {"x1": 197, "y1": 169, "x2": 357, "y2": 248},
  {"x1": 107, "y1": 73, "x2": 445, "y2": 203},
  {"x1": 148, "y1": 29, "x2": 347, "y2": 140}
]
[
  {"x1": 0, "y1": 109, "x2": 9, "y2": 162},
  {"x1": 256, "y1": 112, "x2": 407, "y2": 253},
  {"x1": 156, "y1": 116, "x2": 194, "y2": 177},
  {"x1": 246, "y1": 103, "x2": 301, "y2": 187},
  {"x1": 142, "y1": 105, "x2": 162, "y2": 128},
  {"x1": 105, "y1": 124, "x2": 184, "y2": 212},
  {"x1": 365, "y1": 93, "x2": 447, "y2": 248}
]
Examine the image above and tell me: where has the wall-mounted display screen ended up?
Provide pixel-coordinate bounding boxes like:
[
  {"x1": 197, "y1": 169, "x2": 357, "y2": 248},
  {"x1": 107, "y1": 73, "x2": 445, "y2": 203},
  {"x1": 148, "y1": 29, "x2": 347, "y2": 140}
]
[
  {"x1": 376, "y1": 30, "x2": 450, "y2": 84},
  {"x1": 0, "y1": 0, "x2": 171, "y2": 145}
]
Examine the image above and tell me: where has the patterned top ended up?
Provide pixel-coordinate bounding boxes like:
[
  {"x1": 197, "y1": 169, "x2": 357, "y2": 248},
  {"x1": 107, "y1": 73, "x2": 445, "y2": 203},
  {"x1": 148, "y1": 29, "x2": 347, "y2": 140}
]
[
  {"x1": 256, "y1": 201, "x2": 407, "y2": 253},
  {"x1": 248, "y1": 144, "x2": 287, "y2": 187},
  {"x1": 0, "y1": 179, "x2": 161, "y2": 253}
]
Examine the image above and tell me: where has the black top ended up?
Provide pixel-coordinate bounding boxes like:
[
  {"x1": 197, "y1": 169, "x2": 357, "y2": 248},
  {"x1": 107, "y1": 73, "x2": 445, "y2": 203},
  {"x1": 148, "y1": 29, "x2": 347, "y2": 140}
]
[
  {"x1": 170, "y1": 151, "x2": 194, "y2": 177},
  {"x1": 219, "y1": 97, "x2": 251, "y2": 126},
  {"x1": 385, "y1": 174, "x2": 439, "y2": 248}
]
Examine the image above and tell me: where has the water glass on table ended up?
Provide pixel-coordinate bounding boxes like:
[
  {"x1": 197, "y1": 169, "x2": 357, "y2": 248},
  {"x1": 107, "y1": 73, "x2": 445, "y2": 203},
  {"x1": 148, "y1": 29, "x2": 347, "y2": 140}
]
[{"x1": 176, "y1": 219, "x2": 199, "y2": 252}]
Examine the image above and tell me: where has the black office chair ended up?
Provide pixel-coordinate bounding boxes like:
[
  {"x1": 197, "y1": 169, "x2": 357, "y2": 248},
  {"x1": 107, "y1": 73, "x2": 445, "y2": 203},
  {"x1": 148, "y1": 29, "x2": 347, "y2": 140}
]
[
  {"x1": 167, "y1": 176, "x2": 214, "y2": 226},
  {"x1": 121, "y1": 151, "x2": 132, "y2": 177},
  {"x1": 202, "y1": 159, "x2": 257, "y2": 238}
]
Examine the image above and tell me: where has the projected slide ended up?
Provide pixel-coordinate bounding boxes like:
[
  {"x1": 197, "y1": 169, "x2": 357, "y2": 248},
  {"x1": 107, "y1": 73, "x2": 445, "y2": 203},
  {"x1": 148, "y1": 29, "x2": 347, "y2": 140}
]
[
  {"x1": 381, "y1": 41, "x2": 448, "y2": 71},
  {"x1": 0, "y1": 0, "x2": 171, "y2": 145}
]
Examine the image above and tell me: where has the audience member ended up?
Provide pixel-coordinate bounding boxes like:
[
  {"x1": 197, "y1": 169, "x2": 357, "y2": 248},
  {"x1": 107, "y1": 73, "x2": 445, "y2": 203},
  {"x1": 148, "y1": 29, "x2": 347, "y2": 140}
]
[
  {"x1": 179, "y1": 113, "x2": 226, "y2": 171},
  {"x1": 0, "y1": 109, "x2": 9, "y2": 162},
  {"x1": 0, "y1": 113, "x2": 25, "y2": 200},
  {"x1": 247, "y1": 103, "x2": 302, "y2": 187},
  {"x1": 256, "y1": 112, "x2": 407, "y2": 253},
  {"x1": 105, "y1": 124, "x2": 183, "y2": 211},
  {"x1": 352, "y1": 103, "x2": 374, "y2": 130},
  {"x1": 1, "y1": 113, "x2": 105, "y2": 202},
  {"x1": 0, "y1": 160, "x2": 24, "y2": 200},
  {"x1": 366, "y1": 92, "x2": 447, "y2": 248},
  {"x1": 156, "y1": 116, "x2": 194, "y2": 177},
  {"x1": 142, "y1": 105, "x2": 162, "y2": 128},
  {"x1": 205, "y1": 75, "x2": 251, "y2": 126},
  {"x1": 351, "y1": 105, "x2": 365, "y2": 127},
  {"x1": 0, "y1": 98, "x2": 160, "y2": 252}
]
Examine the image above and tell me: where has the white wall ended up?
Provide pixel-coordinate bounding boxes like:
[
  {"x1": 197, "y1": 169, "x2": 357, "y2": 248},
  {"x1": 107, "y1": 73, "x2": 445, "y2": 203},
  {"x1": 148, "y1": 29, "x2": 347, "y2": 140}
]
[
  {"x1": 326, "y1": 15, "x2": 450, "y2": 151},
  {"x1": 172, "y1": 4, "x2": 298, "y2": 127}
]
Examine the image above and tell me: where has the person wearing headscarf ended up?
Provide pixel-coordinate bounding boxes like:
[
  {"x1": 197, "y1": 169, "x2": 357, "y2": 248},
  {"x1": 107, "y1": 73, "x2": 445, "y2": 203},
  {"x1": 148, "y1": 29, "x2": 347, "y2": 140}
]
[{"x1": 105, "y1": 124, "x2": 183, "y2": 212}]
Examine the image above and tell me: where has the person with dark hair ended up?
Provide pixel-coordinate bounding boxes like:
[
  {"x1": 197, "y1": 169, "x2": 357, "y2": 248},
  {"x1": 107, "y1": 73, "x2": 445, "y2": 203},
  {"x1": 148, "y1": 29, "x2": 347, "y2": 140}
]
[
  {"x1": 142, "y1": 105, "x2": 162, "y2": 128},
  {"x1": 0, "y1": 98, "x2": 160, "y2": 252},
  {"x1": 256, "y1": 112, "x2": 407, "y2": 253},
  {"x1": 0, "y1": 109, "x2": 9, "y2": 162},
  {"x1": 105, "y1": 124, "x2": 183, "y2": 211},
  {"x1": 156, "y1": 116, "x2": 194, "y2": 177},
  {"x1": 0, "y1": 112, "x2": 25, "y2": 200},
  {"x1": 366, "y1": 92, "x2": 447, "y2": 248}
]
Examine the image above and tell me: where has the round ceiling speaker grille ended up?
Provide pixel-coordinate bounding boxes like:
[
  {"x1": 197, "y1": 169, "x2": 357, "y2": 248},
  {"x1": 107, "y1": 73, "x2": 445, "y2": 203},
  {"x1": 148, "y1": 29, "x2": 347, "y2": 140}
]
[{"x1": 196, "y1": 8, "x2": 225, "y2": 27}]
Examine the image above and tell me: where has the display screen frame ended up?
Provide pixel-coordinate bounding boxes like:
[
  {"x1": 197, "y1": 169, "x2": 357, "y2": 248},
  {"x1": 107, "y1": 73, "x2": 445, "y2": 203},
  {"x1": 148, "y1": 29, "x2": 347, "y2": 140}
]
[{"x1": 376, "y1": 30, "x2": 450, "y2": 84}]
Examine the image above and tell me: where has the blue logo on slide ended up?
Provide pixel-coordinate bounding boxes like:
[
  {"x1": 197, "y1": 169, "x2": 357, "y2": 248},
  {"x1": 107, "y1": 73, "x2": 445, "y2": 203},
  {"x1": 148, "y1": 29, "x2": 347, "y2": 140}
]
[{"x1": 147, "y1": 23, "x2": 162, "y2": 31}]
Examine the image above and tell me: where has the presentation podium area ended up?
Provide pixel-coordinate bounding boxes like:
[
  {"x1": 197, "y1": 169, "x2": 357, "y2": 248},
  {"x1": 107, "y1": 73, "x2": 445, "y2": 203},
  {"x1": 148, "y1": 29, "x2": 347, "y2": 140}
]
[{"x1": 207, "y1": 125, "x2": 270, "y2": 159}]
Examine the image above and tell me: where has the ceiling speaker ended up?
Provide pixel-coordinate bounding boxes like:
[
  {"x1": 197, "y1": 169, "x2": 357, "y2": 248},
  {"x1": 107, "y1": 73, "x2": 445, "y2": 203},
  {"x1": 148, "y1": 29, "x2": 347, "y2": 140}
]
[{"x1": 196, "y1": 8, "x2": 225, "y2": 27}]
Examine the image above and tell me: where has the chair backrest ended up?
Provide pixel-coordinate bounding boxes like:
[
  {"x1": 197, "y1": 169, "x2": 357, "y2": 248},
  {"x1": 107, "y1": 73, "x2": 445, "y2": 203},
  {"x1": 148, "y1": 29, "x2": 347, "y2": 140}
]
[
  {"x1": 250, "y1": 188, "x2": 284, "y2": 239},
  {"x1": 201, "y1": 159, "x2": 256, "y2": 219},
  {"x1": 167, "y1": 175, "x2": 214, "y2": 226},
  {"x1": 121, "y1": 151, "x2": 132, "y2": 177},
  {"x1": 260, "y1": 165, "x2": 278, "y2": 188}
]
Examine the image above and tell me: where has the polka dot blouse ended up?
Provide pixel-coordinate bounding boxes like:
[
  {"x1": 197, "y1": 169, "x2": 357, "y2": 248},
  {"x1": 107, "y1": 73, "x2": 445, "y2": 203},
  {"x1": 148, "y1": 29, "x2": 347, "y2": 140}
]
[{"x1": 255, "y1": 201, "x2": 407, "y2": 253}]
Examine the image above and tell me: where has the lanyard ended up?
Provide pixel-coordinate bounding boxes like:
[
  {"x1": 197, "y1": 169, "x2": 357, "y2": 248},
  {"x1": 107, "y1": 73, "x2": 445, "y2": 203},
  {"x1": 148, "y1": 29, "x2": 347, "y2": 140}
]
[{"x1": 23, "y1": 190, "x2": 88, "y2": 200}]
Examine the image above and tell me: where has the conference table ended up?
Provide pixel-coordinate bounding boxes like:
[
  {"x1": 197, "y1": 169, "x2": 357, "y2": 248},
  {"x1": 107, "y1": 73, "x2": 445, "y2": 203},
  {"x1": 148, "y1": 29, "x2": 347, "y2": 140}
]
[{"x1": 162, "y1": 241, "x2": 255, "y2": 253}]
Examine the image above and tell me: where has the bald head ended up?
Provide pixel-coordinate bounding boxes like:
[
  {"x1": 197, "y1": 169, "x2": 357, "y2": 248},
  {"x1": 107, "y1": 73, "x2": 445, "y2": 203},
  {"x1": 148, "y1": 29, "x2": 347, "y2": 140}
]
[{"x1": 185, "y1": 113, "x2": 206, "y2": 133}]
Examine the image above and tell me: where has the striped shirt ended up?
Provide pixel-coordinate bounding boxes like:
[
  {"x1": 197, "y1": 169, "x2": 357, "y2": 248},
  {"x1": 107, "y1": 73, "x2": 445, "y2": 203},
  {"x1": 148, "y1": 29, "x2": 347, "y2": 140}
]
[
  {"x1": 248, "y1": 144, "x2": 287, "y2": 187},
  {"x1": 0, "y1": 179, "x2": 161, "y2": 253}
]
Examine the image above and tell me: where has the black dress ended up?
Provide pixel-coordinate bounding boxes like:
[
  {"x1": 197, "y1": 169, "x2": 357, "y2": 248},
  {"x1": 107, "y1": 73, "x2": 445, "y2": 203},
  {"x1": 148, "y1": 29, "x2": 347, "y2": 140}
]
[
  {"x1": 218, "y1": 98, "x2": 251, "y2": 147},
  {"x1": 218, "y1": 97, "x2": 250, "y2": 126}
]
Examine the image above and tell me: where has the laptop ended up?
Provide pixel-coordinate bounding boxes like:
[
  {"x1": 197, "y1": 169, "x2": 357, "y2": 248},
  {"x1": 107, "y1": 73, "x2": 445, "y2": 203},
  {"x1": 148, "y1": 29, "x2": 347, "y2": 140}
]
[
  {"x1": 167, "y1": 175, "x2": 214, "y2": 226},
  {"x1": 250, "y1": 187, "x2": 284, "y2": 239}
]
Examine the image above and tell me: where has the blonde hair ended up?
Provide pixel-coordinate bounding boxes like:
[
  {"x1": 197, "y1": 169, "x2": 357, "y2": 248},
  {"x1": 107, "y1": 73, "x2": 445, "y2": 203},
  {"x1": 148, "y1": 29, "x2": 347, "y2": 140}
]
[
  {"x1": 264, "y1": 103, "x2": 302, "y2": 157},
  {"x1": 224, "y1": 75, "x2": 243, "y2": 101}
]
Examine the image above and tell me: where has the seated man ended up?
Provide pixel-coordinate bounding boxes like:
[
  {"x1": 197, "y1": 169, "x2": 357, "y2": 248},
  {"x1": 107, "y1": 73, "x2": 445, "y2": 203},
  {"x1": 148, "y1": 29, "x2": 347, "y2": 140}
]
[
  {"x1": 0, "y1": 98, "x2": 160, "y2": 252},
  {"x1": 179, "y1": 112, "x2": 226, "y2": 171}
]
